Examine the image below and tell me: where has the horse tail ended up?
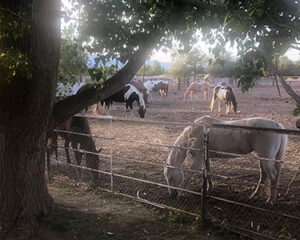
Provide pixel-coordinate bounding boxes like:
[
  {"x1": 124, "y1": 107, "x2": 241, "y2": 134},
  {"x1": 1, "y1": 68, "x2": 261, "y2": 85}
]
[{"x1": 227, "y1": 87, "x2": 237, "y2": 113}]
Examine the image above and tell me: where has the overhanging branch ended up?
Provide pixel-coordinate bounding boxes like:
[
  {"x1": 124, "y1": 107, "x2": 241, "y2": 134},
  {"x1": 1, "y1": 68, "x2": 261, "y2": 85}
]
[{"x1": 52, "y1": 35, "x2": 159, "y2": 125}]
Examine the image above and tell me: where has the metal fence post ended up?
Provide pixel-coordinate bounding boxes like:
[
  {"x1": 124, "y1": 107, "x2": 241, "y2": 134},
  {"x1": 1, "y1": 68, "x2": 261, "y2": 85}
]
[
  {"x1": 201, "y1": 126, "x2": 209, "y2": 224},
  {"x1": 109, "y1": 117, "x2": 114, "y2": 191}
]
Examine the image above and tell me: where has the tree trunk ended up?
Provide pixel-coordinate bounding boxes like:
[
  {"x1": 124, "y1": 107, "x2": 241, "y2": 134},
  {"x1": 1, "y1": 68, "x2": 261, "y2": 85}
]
[{"x1": 0, "y1": 0, "x2": 60, "y2": 235}]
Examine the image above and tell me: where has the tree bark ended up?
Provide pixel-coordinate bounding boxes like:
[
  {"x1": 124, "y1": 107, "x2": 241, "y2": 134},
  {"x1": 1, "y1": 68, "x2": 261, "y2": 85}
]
[{"x1": 0, "y1": 0, "x2": 60, "y2": 234}]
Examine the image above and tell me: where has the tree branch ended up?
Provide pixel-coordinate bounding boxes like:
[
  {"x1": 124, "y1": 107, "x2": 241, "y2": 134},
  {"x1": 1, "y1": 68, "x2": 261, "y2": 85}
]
[
  {"x1": 266, "y1": 12, "x2": 300, "y2": 35},
  {"x1": 290, "y1": 44, "x2": 300, "y2": 51},
  {"x1": 173, "y1": 0, "x2": 223, "y2": 12},
  {"x1": 277, "y1": 74, "x2": 300, "y2": 104},
  {"x1": 52, "y1": 36, "x2": 159, "y2": 125}
]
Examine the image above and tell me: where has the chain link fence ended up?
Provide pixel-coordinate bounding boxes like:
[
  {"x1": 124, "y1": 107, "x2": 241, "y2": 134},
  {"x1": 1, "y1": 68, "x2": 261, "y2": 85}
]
[{"x1": 47, "y1": 115, "x2": 300, "y2": 240}]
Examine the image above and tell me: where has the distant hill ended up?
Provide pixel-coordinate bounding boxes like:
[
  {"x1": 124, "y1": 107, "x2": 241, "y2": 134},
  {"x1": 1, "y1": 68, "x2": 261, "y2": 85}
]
[
  {"x1": 87, "y1": 55, "x2": 171, "y2": 70},
  {"x1": 146, "y1": 60, "x2": 171, "y2": 70}
]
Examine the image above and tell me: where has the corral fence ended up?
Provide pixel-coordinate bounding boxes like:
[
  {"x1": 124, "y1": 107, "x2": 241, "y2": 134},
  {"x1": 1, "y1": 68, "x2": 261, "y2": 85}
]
[{"x1": 48, "y1": 115, "x2": 300, "y2": 240}]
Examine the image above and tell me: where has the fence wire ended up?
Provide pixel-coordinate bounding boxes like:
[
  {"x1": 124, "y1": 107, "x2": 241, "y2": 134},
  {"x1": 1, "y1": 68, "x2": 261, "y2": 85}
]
[{"x1": 47, "y1": 116, "x2": 300, "y2": 240}]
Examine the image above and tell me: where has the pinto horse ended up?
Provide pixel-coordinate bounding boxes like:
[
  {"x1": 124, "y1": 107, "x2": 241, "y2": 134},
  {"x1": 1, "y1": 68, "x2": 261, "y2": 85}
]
[
  {"x1": 100, "y1": 84, "x2": 146, "y2": 118},
  {"x1": 184, "y1": 81, "x2": 209, "y2": 101},
  {"x1": 47, "y1": 116, "x2": 101, "y2": 182},
  {"x1": 210, "y1": 86, "x2": 237, "y2": 114},
  {"x1": 144, "y1": 80, "x2": 169, "y2": 102},
  {"x1": 129, "y1": 79, "x2": 148, "y2": 104},
  {"x1": 163, "y1": 116, "x2": 288, "y2": 203}
]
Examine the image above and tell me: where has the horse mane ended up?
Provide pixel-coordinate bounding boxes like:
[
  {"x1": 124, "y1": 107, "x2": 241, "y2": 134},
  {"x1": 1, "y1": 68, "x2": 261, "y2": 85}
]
[{"x1": 167, "y1": 126, "x2": 194, "y2": 166}]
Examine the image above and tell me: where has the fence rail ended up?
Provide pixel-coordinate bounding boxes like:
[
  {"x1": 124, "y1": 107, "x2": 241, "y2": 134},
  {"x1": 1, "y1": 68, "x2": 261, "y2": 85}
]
[{"x1": 49, "y1": 115, "x2": 300, "y2": 240}]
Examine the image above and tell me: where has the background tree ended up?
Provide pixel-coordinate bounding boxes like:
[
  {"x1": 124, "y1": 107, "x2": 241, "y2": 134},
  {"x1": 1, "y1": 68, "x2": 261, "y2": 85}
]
[
  {"x1": 185, "y1": 47, "x2": 207, "y2": 81},
  {"x1": 58, "y1": 25, "x2": 88, "y2": 84},
  {"x1": 150, "y1": 60, "x2": 165, "y2": 76}
]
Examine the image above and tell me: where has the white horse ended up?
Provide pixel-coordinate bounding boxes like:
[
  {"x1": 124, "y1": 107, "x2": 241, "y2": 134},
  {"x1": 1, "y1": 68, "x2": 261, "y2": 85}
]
[{"x1": 163, "y1": 116, "x2": 288, "y2": 203}]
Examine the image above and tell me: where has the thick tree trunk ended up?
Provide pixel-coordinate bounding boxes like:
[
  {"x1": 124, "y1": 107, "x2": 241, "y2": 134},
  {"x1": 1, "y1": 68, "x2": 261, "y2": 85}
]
[{"x1": 0, "y1": 0, "x2": 60, "y2": 235}]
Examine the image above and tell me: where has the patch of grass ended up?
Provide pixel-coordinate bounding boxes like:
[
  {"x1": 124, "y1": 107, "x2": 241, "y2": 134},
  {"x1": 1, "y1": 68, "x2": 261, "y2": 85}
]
[{"x1": 159, "y1": 210, "x2": 194, "y2": 224}]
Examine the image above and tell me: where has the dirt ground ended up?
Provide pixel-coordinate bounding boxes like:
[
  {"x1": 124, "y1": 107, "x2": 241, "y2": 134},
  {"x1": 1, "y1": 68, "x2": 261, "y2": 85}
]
[{"x1": 48, "y1": 80, "x2": 300, "y2": 240}]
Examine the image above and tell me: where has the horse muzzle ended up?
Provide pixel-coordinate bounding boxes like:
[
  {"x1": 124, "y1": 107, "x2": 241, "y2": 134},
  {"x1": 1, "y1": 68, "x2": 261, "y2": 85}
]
[{"x1": 169, "y1": 189, "x2": 178, "y2": 200}]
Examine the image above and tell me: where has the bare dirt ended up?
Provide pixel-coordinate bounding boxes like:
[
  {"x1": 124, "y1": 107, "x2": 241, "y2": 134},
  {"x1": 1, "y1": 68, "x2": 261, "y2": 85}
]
[{"x1": 46, "y1": 81, "x2": 300, "y2": 240}]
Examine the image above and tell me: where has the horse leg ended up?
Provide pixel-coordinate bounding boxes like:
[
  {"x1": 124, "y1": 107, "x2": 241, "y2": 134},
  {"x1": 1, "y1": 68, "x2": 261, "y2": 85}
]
[
  {"x1": 226, "y1": 102, "x2": 230, "y2": 115},
  {"x1": 256, "y1": 149, "x2": 279, "y2": 203},
  {"x1": 249, "y1": 161, "x2": 268, "y2": 199},
  {"x1": 210, "y1": 97, "x2": 215, "y2": 112},
  {"x1": 123, "y1": 102, "x2": 129, "y2": 117},
  {"x1": 204, "y1": 90, "x2": 208, "y2": 100},
  {"x1": 72, "y1": 141, "x2": 82, "y2": 165},
  {"x1": 218, "y1": 99, "x2": 221, "y2": 112},
  {"x1": 65, "y1": 138, "x2": 71, "y2": 163}
]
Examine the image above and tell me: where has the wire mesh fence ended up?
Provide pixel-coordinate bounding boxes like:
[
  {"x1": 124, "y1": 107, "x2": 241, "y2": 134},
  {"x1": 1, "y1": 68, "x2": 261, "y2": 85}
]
[{"x1": 47, "y1": 115, "x2": 300, "y2": 240}]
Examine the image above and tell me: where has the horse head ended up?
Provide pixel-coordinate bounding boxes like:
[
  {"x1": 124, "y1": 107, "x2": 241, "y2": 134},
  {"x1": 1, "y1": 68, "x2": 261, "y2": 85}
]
[
  {"x1": 138, "y1": 105, "x2": 146, "y2": 118},
  {"x1": 163, "y1": 161, "x2": 184, "y2": 199}
]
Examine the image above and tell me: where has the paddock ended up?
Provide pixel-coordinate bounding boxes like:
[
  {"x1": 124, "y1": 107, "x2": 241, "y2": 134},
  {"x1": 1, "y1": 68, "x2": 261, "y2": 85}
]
[{"x1": 49, "y1": 80, "x2": 300, "y2": 240}]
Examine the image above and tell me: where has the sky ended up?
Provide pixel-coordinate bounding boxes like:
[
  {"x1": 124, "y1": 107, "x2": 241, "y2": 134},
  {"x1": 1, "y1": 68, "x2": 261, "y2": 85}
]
[
  {"x1": 151, "y1": 41, "x2": 300, "y2": 63},
  {"x1": 62, "y1": 0, "x2": 300, "y2": 63}
]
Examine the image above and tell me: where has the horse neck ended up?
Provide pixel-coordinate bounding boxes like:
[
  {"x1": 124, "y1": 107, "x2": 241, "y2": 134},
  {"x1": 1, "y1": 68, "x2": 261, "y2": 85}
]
[
  {"x1": 135, "y1": 90, "x2": 145, "y2": 109},
  {"x1": 167, "y1": 127, "x2": 192, "y2": 167}
]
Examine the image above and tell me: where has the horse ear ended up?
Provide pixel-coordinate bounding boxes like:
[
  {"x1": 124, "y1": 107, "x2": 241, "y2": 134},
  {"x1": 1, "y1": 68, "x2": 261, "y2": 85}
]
[{"x1": 97, "y1": 148, "x2": 102, "y2": 153}]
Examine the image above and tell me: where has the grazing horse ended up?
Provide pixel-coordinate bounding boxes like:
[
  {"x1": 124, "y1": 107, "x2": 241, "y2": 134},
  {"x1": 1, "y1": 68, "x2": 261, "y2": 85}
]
[
  {"x1": 210, "y1": 86, "x2": 237, "y2": 114},
  {"x1": 184, "y1": 81, "x2": 209, "y2": 102},
  {"x1": 163, "y1": 116, "x2": 288, "y2": 203},
  {"x1": 47, "y1": 116, "x2": 101, "y2": 182},
  {"x1": 101, "y1": 84, "x2": 146, "y2": 118},
  {"x1": 144, "y1": 80, "x2": 169, "y2": 102},
  {"x1": 129, "y1": 79, "x2": 148, "y2": 104}
]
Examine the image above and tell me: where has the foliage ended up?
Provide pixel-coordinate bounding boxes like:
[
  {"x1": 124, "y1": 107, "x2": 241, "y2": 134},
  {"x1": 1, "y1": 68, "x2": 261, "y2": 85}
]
[
  {"x1": 76, "y1": 0, "x2": 300, "y2": 91},
  {"x1": 150, "y1": 60, "x2": 165, "y2": 76},
  {"x1": 88, "y1": 66, "x2": 116, "y2": 83},
  {"x1": 206, "y1": 50, "x2": 237, "y2": 77},
  {"x1": 293, "y1": 104, "x2": 300, "y2": 117},
  {"x1": 58, "y1": 25, "x2": 88, "y2": 83},
  {"x1": 136, "y1": 61, "x2": 165, "y2": 76},
  {"x1": 169, "y1": 47, "x2": 207, "y2": 81},
  {"x1": 278, "y1": 56, "x2": 300, "y2": 76},
  {"x1": 0, "y1": 9, "x2": 32, "y2": 84}
]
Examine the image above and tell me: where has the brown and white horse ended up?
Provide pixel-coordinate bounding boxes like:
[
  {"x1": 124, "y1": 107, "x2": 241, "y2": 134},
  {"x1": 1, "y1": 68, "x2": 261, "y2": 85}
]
[
  {"x1": 184, "y1": 81, "x2": 209, "y2": 101},
  {"x1": 210, "y1": 86, "x2": 237, "y2": 114},
  {"x1": 100, "y1": 84, "x2": 147, "y2": 118},
  {"x1": 129, "y1": 79, "x2": 148, "y2": 104},
  {"x1": 144, "y1": 80, "x2": 169, "y2": 102}
]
